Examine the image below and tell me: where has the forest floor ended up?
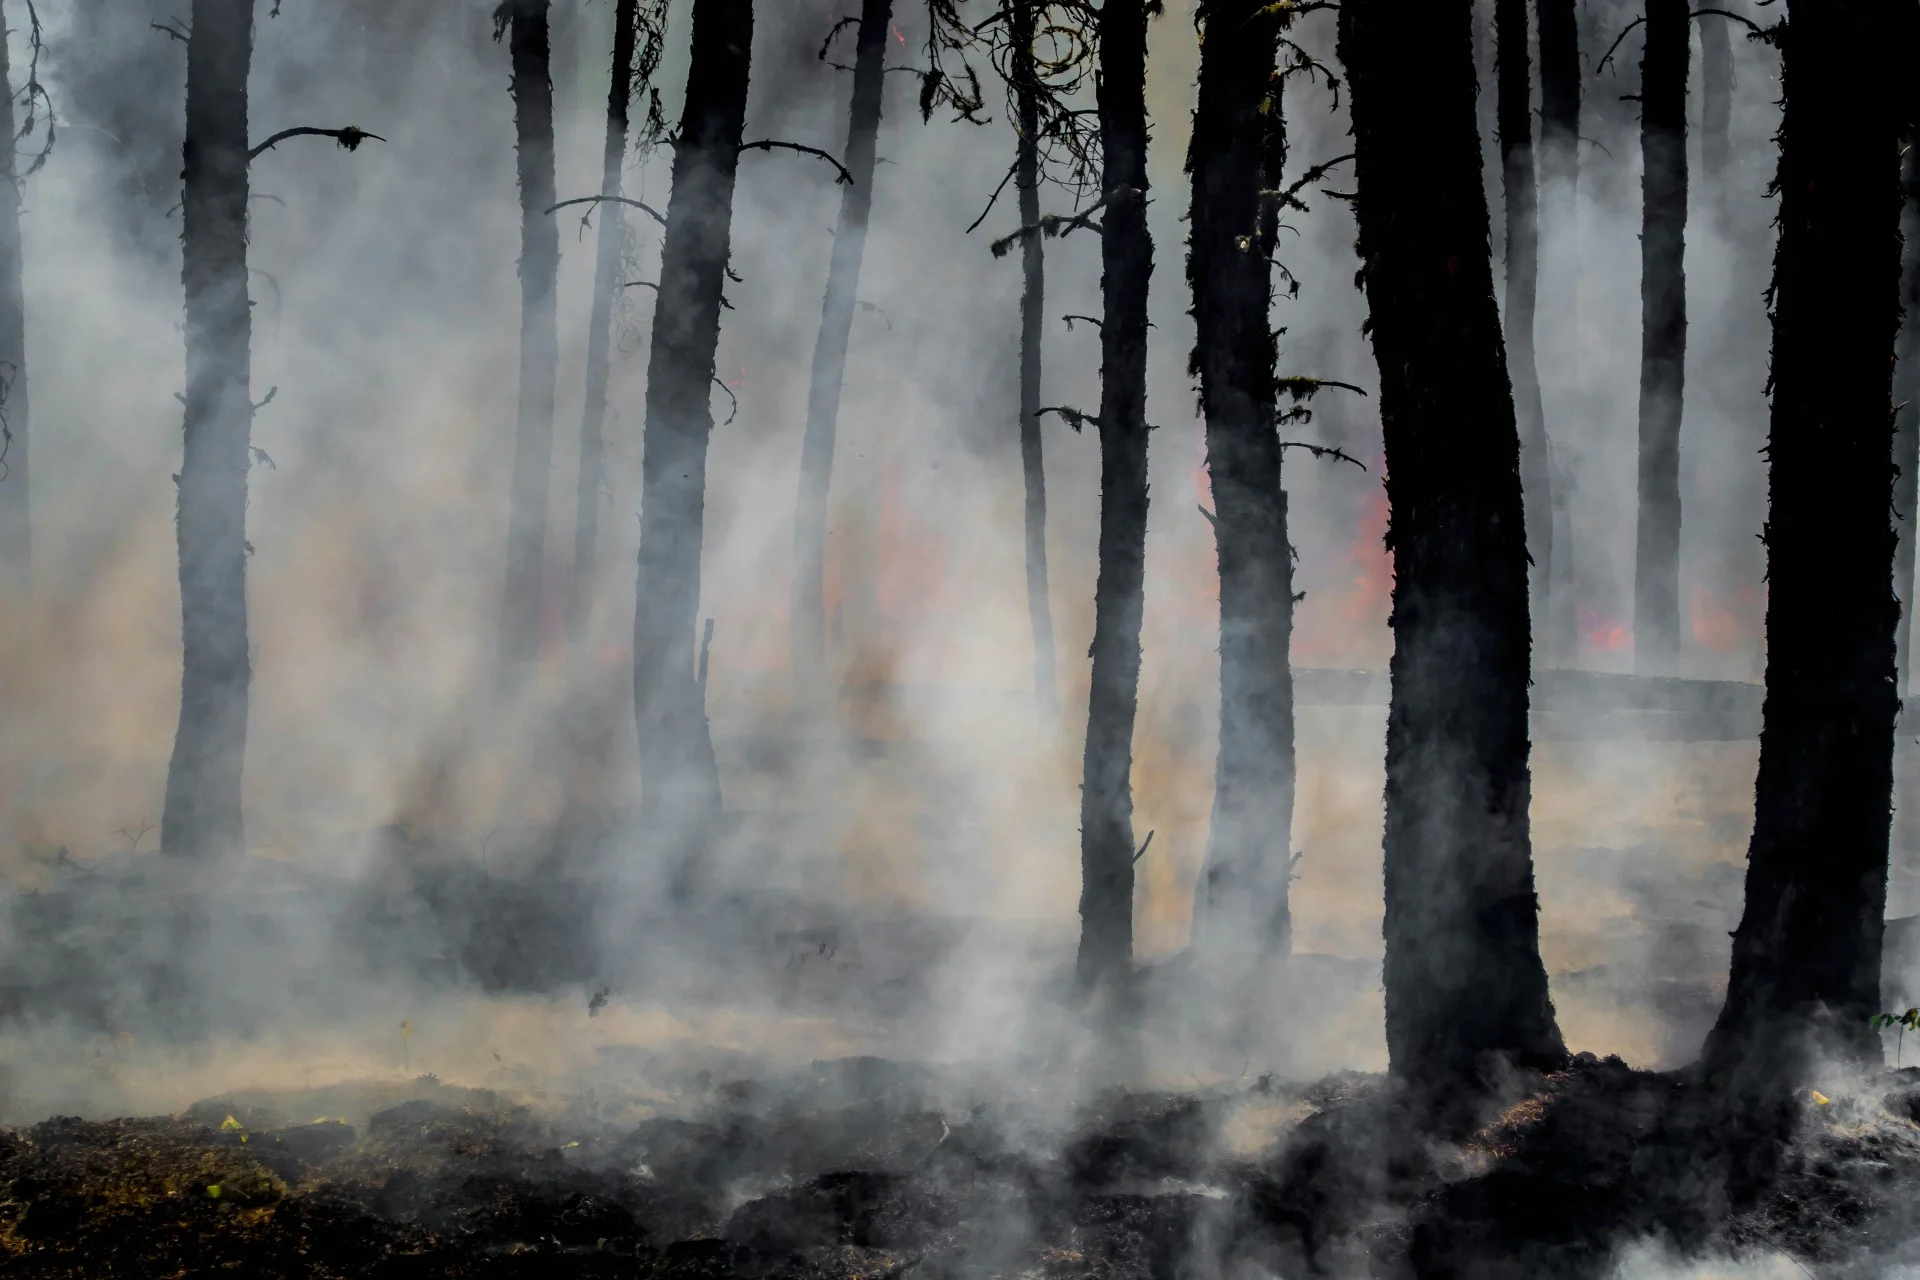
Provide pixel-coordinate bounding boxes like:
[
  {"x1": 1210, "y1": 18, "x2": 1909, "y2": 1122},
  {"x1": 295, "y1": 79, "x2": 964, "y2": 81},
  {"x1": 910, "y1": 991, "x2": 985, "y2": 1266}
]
[{"x1": 3, "y1": 1054, "x2": 1920, "y2": 1278}]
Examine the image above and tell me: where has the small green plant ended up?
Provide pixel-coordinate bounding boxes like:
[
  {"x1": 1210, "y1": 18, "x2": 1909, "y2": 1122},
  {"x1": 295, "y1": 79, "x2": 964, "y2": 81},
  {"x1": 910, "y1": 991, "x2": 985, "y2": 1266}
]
[{"x1": 1871, "y1": 1007, "x2": 1920, "y2": 1065}]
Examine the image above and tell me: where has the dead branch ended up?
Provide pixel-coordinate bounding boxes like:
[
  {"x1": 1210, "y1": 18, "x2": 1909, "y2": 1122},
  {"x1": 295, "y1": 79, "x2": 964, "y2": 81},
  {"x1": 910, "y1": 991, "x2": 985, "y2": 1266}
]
[
  {"x1": 1690, "y1": 7, "x2": 1767, "y2": 35},
  {"x1": 1196, "y1": 504, "x2": 1218, "y2": 528},
  {"x1": 1132, "y1": 830, "x2": 1155, "y2": 864},
  {"x1": 547, "y1": 194, "x2": 669, "y2": 227},
  {"x1": 1261, "y1": 152, "x2": 1356, "y2": 217},
  {"x1": 623, "y1": 280, "x2": 660, "y2": 291},
  {"x1": 251, "y1": 386, "x2": 277, "y2": 412},
  {"x1": 150, "y1": 20, "x2": 188, "y2": 42},
  {"x1": 250, "y1": 447, "x2": 277, "y2": 470},
  {"x1": 1595, "y1": 16, "x2": 1647, "y2": 74},
  {"x1": 712, "y1": 377, "x2": 739, "y2": 427},
  {"x1": 248, "y1": 126, "x2": 385, "y2": 161},
  {"x1": 1036, "y1": 405, "x2": 1097, "y2": 432},
  {"x1": 857, "y1": 300, "x2": 893, "y2": 329},
  {"x1": 1277, "y1": 440, "x2": 1368, "y2": 472},
  {"x1": 738, "y1": 139, "x2": 855, "y2": 185},
  {"x1": 698, "y1": 618, "x2": 716, "y2": 688},
  {"x1": 1276, "y1": 375, "x2": 1368, "y2": 400},
  {"x1": 989, "y1": 186, "x2": 1138, "y2": 259}
]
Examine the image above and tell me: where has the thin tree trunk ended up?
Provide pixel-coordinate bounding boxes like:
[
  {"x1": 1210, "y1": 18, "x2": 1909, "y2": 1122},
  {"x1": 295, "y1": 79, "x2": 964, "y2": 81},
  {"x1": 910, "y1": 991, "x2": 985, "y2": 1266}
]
[
  {"x1": 791, "y1": 0, "x2": 891, "y2": 707},
  {"x1": 1700, "y1": 7, "x2": 1734, "y2": 184},
  {"x1": 1014, "y1": 0, "x2": 1056, "y2": 715},
  {"x1": 1497, "y1": 0, "x2": 1552, "y2": 654},
  {"x1": 1337, "y1": 0, "x2": 1566, "y2": 1116},
  {"x1": 1537, "y1": 0, "x2": 1580, "y2": 662},
  {"x1": 163, "y1": 0, "x2": 255, "y2": 860},
  {"x1": 498, "y1": 0, "x2": 560, "y2": 674},
  {"x1": 0, "y1": 1, "x2": 29, "y2": 595},
  {"x1": 568, "y1": 0, "x2": 640, "y2": 650},
  {"x1": 1892, "y1": 136, "x2": 1919, "y2": 698},
  {"x1": 1074, "y1": 0, "x2": 1152, "y2": 999},
  {"x1": 1634, "y1": 0, "x2": 1690, "y2": 673},
  {"x1": 633, "y1": 0, "x2": 749, "y2": 867},
  {"x1": 1702, "y1": 0, "x2": 1904, "y2": 1090},
  {"x1": 1186, "y1": 0, "x2": 1293, "y2": 968}
]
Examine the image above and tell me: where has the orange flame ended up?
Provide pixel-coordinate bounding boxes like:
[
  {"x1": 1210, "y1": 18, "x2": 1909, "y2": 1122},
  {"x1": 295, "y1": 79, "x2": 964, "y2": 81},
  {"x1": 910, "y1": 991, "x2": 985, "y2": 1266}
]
[{"x1": 1578, "y1": 605, "x2": 1631, "y2": 654}]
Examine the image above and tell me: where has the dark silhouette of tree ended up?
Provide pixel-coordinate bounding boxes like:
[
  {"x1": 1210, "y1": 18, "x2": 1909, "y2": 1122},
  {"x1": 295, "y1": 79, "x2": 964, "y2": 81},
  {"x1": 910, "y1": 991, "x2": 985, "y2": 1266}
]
[
  {"x1": 1337, "y1": 0, "x2": 1565, "y2": 1117},
  {"x1": 1703, "y1": 0, "x2": 1904, "y2": 1097},
  {"x1": 1185, "y1": 0, "x2": 1296, "y2": 971},
  {"x1": 633, "y1": 0, "x2": 752, "y2": 870},
  {"x1": 1893, "y1": 133, "x2": 1919, "y2": 695},
  {"x1": 495, "y1": 0, "x2": 560, "y2": 675},
  {"x1": 1536, "y1": 0, "x2": 1580, "y2": 661},
  {"x1": 1633, "y1": 0, "x2": 1689, "y2": 673},
  {"x1": 1012, "y1": 0, "x2": 1056, "y2": 713},
  {"x1": 792, "y1": 0, "x2": 893, "y2": 707},
  {"x1": 164, "y1": 0, "x2": 381, "y2": 859},
  {"x1": 1496, "y1": 0, "x2": 1551, "y2": 648},
  {"x1": 1700, "y1": 8, "x2": 1734, "y2": 184},
  {"x1": 1074, "y1": 0, "x2": 1154, "y2": 1000},
  {"x1": 0, "y1": 0, "x2": 39, "y2": 594}
]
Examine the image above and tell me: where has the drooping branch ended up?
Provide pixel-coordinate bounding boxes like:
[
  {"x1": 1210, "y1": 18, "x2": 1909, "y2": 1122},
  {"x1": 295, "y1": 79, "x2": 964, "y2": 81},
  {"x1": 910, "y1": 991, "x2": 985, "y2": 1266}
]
[
  {"x1": 1277, "y1": 439, "x2": 1368, "y2": 472},
  {"x1": 1036, "y1": 404, "x2": 1098, "y2": 431},
  {"x1": 248, "y1": 126, "x2": 385, "y2": 161},
  {"x1": 738, "y1": 139, "x2": 855, "y2": 185},
  {"x1": 1690, "y1": 7, "x2": 1766, "y2": 36},
  {"x1": 1062, "y1": 313, "x2": 1102, "y2": 331},
  {"x1": 546, "y1": 193, "x2": 669, "y2": 227},
  {"x1": 1261, "y1": 152, "x2": 1356, "y2": 217},
  {"x1": 989, "y1": 185, "x2": 1138, "y2": 258},
  {"x1": 1595, "y1": 17, "x2": 1647, "y2": 74},
  {"x1": 712, "y1": 375, "x2": 739, "y2": 427}
]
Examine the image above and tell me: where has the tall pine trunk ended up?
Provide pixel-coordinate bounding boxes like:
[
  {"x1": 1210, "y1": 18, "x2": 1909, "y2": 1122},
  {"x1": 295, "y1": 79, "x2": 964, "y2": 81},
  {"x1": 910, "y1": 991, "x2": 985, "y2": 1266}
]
[
  {"x1": 1496, "y1": 0, "x2": 1551, "y2": 649},
  {"x1": 1537, "y1": 0, "x2": 1580, "y2": 662},
  {"x1": 0, "y1": 1, "x2": 29, "y2": 595},
  {"x1": 1337, "y1": 0, "x2": 1565, "y2": 1114},
  {"x1": 1014, "y1": 0, "x2": 1056, "y2": 714},
  {"x1": 1074, "y1": 0, "x2": 1152, "y2": 998},
  {"x1": 1700, "y1": 8, "x2": 1734, "y2": 185},
  {"x1": 1186, "y1": 0, "x2": 1293, "y2": 968},
  {"x1": 1703, "y1": 0, "x2": 1903, "y2": 1088},
  {"x1": 633, "y1": 0, "x2": 749, "y2": 863},
  {"x1": 791, "y1": 0, "x2": 890, "y2": 706},
  {"x1": 1633, "y1": 0, "x2": 1689, "y2": 673},
  {"x1": 568, "y1": 0, "x2": 640, "y2": 649},
  {"x1": 497, "y1": 0, "x2": 560, "y2": 674},
  {"x1": 163, "y1": 0, "x2": 256, "y2": 860},
  {"x1": 1892, "y1": 136, "x2": 1919, "y2": 697}
]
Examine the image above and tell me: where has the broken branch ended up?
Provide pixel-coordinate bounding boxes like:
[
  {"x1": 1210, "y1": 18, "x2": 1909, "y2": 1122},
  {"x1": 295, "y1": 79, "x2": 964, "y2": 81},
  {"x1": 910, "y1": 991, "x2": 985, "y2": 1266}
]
[{"x1": 248, "y1": 125, "x2": 385, "y2": 161}]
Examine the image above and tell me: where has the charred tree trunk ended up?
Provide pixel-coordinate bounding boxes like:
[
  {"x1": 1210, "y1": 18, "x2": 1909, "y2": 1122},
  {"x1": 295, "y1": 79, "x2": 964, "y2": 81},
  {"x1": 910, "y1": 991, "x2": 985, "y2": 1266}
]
[
  {"x1": 1703, "y1": 0, "x2": 1904, "y2": 1089},
  {"x1": 1537, "y1": 0, "x2": 1580, "y2": 662},
  {"x1": 568, "y1": 0, "x2": 641, "y2": 649},
  {"x1": 0, "y1": 2, "x2": 29, "y2": 595},
  {"x1": 1186, "y1": 0, "x2": 1292, "y2": 968},
  {"x1": 497, "y1": 0, "x2": 560, "y2": 674},
  {"x1": 791, "y1": 0, "x2": 891, "y2": 707},
  {"x1": 1700, "y1": 8, "x2": 1734, "y2": 184},
  {"x1": 1074, "y1": 0, "x2": 1153, "y2": 999},
  {"x1": 1537, "y1": 0, "x2": 1580, "y2": 233},
  {"x1": 633, "y1": 0, "x2": 749, "y2": 862},
  {"x1": 1893, "y1": 136, "x2": 1919, "y2": 698},
  {"x1": 1014, "y1": 0, "x2": 1056, "y2": 715},
  {"x1": 1634, "y1": 0, "x2": 1690, "y2": 673},
  {"x1": 163, "y1": 0, "x2": 256, "y2": 860},
  {"x1": 1337, "y1": 0, "x2": 1566, "y2": 1113},
  {"x1": 1497, "y1": 0, "x2": 1552, "y2": 650}
]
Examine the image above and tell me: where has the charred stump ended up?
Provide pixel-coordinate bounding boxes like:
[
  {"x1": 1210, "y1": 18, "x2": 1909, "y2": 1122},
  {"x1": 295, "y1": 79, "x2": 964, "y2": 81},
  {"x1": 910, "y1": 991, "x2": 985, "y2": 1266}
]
[
  {"x1": 1075, "y1": 0, "x2": 1153, "y2": 1000},
  {"x1": 791, "y1": 0, "x2": 892, "y2": 707},
  {"x1": 1185, "y1": 0, "x2": 1293, "y2": 970},
  {"x1": 1337, "y1": 0, "x2": 1566, "y2": 1117}
]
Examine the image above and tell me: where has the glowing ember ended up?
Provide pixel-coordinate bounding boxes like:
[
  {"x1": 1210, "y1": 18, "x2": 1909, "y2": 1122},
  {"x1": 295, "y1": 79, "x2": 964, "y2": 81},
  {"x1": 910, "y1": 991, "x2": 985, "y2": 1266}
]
[{"x1": 1578, "y1": 605, "x2": 1631, "y2": 655}]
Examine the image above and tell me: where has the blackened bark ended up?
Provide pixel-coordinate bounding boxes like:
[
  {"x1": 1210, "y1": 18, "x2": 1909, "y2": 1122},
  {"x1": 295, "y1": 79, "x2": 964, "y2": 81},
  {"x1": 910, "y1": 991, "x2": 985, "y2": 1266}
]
[
  {"x1": 1703, "y1": 0, "x2": 1904, "y2": 1086},
  {"x1": 1186, "y1": 0, "x2": 1293, "y2": 967},
  {"x1": 1537, "y1": 0, "x2": 1580, "y2": 661},
  {"x1": 1337, "y1": 0, "x2": 1565, "y2": 1110},
  {"x1": 1014, "y1": 0, "x2": 1056, "y2": 714},
  {"x1": 0, "y1": 2, "x2": 29, "y2": 594},
  {"x1": 791, "y1": 0, "x2": 891, "y2": 705},
  {"x1": 633, "y1": 0, "x2": 749, "y2": 856},
  {"x1": 163, "y1": 0, "x2": 255, "y2": 860},
  {"x1": 1700, "y1": 9, "x2": 1734, "y2": 184},
  {"x1": 1537, "y1": 0, "x2": 1580, "y2": 198},
  {"x1": 1897, "y1": 139, "x2": 1920, "y2": 696},
  {"x1": 1496, "y1": 0, "x2": 1552, "y2": 646},
  {"x1": 1074, "y1": 0, "x2": 1152, "y2": 998},
  {"x1": 498, "y1": 0, "x2": 560, "y2": 673},
  {"x1": 1634, "y1": 0, "x2": 1689, "y2": 673},
  {"x1": 568, "y1": 0, "x2": 641, "y2": 649}
]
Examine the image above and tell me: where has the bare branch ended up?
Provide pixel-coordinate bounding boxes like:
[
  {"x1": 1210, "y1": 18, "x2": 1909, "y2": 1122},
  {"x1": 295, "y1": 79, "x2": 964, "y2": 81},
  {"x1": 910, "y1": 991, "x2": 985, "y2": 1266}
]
[
  {"x1": 965, "y1": 156, "x2": 1021, "y2": 234},
  {"x1": 150, "y1": 20, "x2": 189, "y2": 42},
  {"x1": 990, "y1": 186, "x2": 1138, "y2": 259},
  {"x1": 623, "y1": 280, "x2": 660, "y2": 291},
  {"x1": 249, "y1": 126, "x2": 385, "y2": 161},
  {"x1": 1062, "y1": 313, "x2": 1102, "y2": 332},
  {"x1": 1037, "y1": 405, "x2": 1097, "y2": 432},
  {"x1": 1690, "y1": 7, "x2": 1766, "y2": 35},
  {"x1": 712, "y1": 377, "x2": 739, "y2": 427},
  {"x1": 1277, "y1": 440, "x2": 1368, "y2": 472},
  {"x1": 1595, "y1": 16, "x2": 1647, "y2": 74},
  {"x1": 738, "y1": 139, "x2": 855, "y2": 185},
  {"x1": 546, "y1": 194, "x2": 669, "y2": 227},
  {"x1": 1131, "y1": 830, "x2": 1155, "y2": 864}
]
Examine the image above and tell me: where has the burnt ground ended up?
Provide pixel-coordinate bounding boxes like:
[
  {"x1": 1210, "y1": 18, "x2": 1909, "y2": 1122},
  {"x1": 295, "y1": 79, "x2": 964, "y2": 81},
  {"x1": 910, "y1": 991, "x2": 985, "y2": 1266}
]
[{"x1": 4, "y1": 1056, "x2": 1920, "y2": 1278}]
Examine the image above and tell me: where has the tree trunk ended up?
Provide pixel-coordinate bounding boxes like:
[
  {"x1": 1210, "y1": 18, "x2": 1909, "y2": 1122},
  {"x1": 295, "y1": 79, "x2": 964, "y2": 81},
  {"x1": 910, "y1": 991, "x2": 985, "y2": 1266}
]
[
  {"x1": 1700, "y1": 8, "x2": 1734, "y2": 185},
  {"x1": 1537, "y1": 0, "x2": 1580, "y2": 662},
  {"x1": 0, "y1": 1, "x2": 29, "y2": 596},
  {"x1": 1074, "y1": 0, "x2": 1152, "y2": 999},
  {"x1": 1186, "y1": 0, "x2": 1292, "y2": 969},
  {"x1": 1337, "y1": 0, "x2": 1566, "y2": 1114},
  {"x1": 1892, "y1": 136, "x2": 1919, "y2": 699},
  {"x1": 498, "y1": 0, "x2": 560, "y2": 674},
  {"x1": 791, "y1": 0, "x2": 891, "y2": 707},
  {"x1": 1014, "y1": 0, "x2": 1056, "y2": 715},
  {"x1": 568, "y1": 0, "x2": 640, "y2": 650},
  {"x1": 163, "y1": 0, "x2": 256, "y2": 860},
  {"x1": 1634, "y1": 0, "x2": 1690, "y2": 674},
  {"x1": 1497, "y1": 0, "x2": 1552, "y2": 656},
  {"x1": 633, "y1": 0, "x2": 749, "y2": 865},
  {"x1": 1702, "y1": 0, "x2": 1904, "y2": 1089}
]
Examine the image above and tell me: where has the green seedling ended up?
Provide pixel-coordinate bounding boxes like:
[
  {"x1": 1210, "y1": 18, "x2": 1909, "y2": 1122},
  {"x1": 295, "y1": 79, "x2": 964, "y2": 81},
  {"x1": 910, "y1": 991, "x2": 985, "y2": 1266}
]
[{"x1": 1871, "y1": 1007, "x2": 1920, "y2": 1066}]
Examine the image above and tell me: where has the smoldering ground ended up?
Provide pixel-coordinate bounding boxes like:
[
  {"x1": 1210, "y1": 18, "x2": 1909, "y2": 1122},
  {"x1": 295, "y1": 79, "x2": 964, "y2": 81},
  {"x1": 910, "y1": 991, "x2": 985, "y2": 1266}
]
[{"x1": 0, "y1": 0, "x2": 1917, "y2": 1275}]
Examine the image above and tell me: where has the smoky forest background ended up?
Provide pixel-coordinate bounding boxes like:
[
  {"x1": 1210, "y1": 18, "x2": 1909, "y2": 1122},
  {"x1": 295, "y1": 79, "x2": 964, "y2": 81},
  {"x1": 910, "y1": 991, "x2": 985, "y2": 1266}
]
[{"x1": 0, "y1": 0, "x2": 1918, "y2": 1275}]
